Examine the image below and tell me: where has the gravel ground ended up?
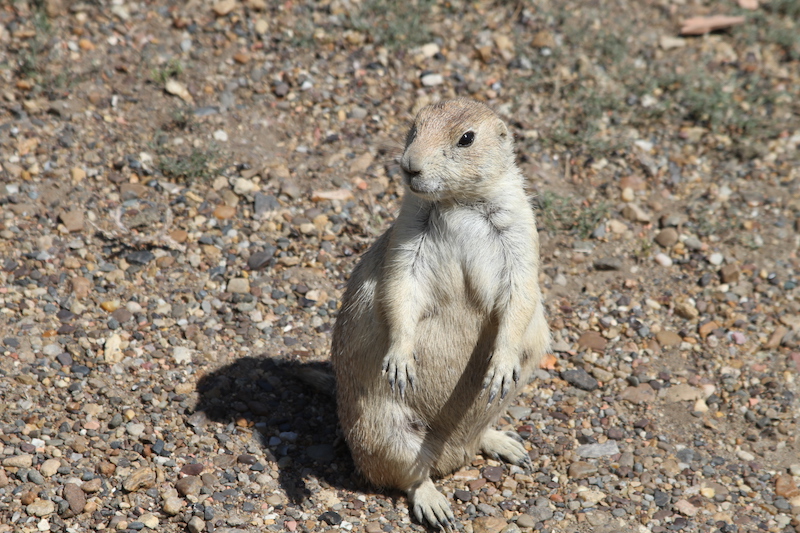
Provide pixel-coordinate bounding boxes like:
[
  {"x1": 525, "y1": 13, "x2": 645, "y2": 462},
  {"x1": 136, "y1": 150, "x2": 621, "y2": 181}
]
[{"x1": 1, "y1": 1, "x2": 799, "y2": 533}]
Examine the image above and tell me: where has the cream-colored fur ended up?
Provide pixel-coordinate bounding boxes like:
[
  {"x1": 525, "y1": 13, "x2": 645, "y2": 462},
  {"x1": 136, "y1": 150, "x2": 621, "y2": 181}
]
[{"x1": 331, "y1": 99, "x2": 551, "y2": 530}]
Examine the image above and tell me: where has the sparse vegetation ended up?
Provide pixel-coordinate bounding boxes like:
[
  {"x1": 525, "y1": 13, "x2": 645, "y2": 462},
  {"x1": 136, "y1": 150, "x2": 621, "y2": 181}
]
[
  {"x1": 157, "y1": 146, "x2": 221, "y2": 182},
  {"x1": 535, "y1": 191, "x2": 610, "y2": 239},
  {"x1": 151, "y1": 59, "x2": 184, "y2": 84}
]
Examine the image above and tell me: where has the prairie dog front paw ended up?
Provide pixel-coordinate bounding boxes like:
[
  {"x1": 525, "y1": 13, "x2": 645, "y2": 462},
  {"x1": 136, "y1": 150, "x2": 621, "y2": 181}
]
[
  {"x1": 382, "y1": 348, "x2": 416, "y2": 397},
  {"x1": 482, "y1": 351, "x2": 520, "y2": 404}
]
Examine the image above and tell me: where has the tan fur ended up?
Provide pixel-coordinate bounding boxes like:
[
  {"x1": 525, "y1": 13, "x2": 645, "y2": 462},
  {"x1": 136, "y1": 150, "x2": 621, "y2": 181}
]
[{"x1": 331, "y1": 98, "x2": 551, "y2": 529}]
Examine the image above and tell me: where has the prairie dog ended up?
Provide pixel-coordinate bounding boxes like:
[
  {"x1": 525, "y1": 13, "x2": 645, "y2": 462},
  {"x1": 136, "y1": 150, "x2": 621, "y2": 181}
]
[{"x1": 331, "y1": 98, "x2": 550, "y2": 529}]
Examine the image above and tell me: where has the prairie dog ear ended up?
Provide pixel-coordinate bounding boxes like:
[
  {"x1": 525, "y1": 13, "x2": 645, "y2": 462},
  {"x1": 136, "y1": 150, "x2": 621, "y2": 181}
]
[{"x1": 495, "y1": 119, "x2": 509, "y2": 139}]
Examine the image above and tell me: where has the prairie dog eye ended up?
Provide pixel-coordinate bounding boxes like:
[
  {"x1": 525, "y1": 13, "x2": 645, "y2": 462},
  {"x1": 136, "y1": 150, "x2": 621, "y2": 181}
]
[{"x1": 457, "y1": 131, "x2": 475, "y2": 147}]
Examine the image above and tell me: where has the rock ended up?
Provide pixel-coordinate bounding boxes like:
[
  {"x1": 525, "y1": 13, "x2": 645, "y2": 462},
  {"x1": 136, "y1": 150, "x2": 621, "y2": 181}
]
[
  {"x1": 247, "y1": 248, "x2": 274, "y2": 270},
  {"x1": 176, "y1": 476, "x2": 203, "y2": 497},
  {"x1": 621, "y1": 204, "x2": 651, "y2": 223},
  {"x1": 27, "y1": 499, "x2": 56, "y2": 517},
  {"x1": 472, "y1": 516, "x2": 507, "y2": 533},
  {"x1": 213, "y1": 129, "x2": 228, "y2": 142},
  {"x1": 561, "y1": 369, "x2": 598, "y2": 391},
  {"x1": 227, "y1": 278, "x2": 250, "y2": 294},
  {"x1": 577, "y1": 489, "x2": 606, "y2": 504},
  {"x1": 59, "y1": 210, "x2": 84, "y2": 232},
  {"x1": 311, "y1": 189, "x2": 354, "y2": 202},
  {"x1": 720, "y1": 264, "x2": 740, "y2": 283},
  {"x1": 254, "y1": 193, "x2": 279, "y2": 215},
  {"x1": 775, "y1": 474, "x2": 800, "y2": 499},
  {"x1": 516, "y1": 514, "x2": 536, "y2": 528},
  {"x1": 164, "y1": 79, "x2": 193, "y2": 103},
  {"x1": 675, "y1": 301, "x2": 699, "y2": 320},
  {"x1": 126, "y1": 251, "x2": 155, "y2": 265},
  {"x1": 420, "y1": 73, "x2": 444, "y2": 86},
  {"x1": 70, "y1": 167, "x2": 86, "y2": 183},
  {"x1": 233, "y1": 52, "x2": 251, "y2": 64},
  {"x1": 621, "y1": 187, "x2": 635, "y2": 202},
  {"x1": 593, "y1": 257, "x2": 622, "y2": 271},
  {"x1": 214, "y1": 205, "x2": 236, "y2": 219},
  {"x1": 187, "y1": 516, "x2": 205, "y2": 533},
  {"x1": 63, "y1": 483, "x2": 86, "y2": 515},
  {"x1": 70, "y1": 276, "x2": 92, "y2": 299},
  {"x1": 708, "y1": 252, "x2": 724, "y2": 266},
  {"x1": 213, "y1": 0, "x2": 236, "y2": 16},
  {"x1": 306, "y1": 444, "x2": 335, "y2": 463},
  {"x1": 482, "y1": 466, "x2": 503, "y2": 483},
  {"x1": 664, "y1": 384, "x2": 702, "y2": 402},
  {"x1": 320, "y1": 511, "x2": 342, "y2": 525},
  {"x1": 577, "y1": 331, "x2": 607, "y2": 352},
  {"x1": 40, "y1": 459, "x2": 60, "y2": 477},
  {"x1": 656, "y1": 330, "x2": 682, "y2": 347},
  {"x1": 81, "y1": 478, "x2": 102, "y2": 493},
  {"x1": 568, "y1": 461, "x2": 598, "y2": 479},
  {"x1": 653, "y1": 490, "x2": 670, "y2": 507},
  {"x1": 139, "y1": 514, "x2": 159, "y2": 529},
  {"x1": 172, "y1": 347, "x2": 193, "y2": 364},
  {"x1": 655, "y1": 228, "x2": 678, "y2": 248},
  {"x1": 123, "y1": 467, "x2": 155, "y2": 492},
  {"x1": 104, "y1": 334, "x2": 123, "y2": 363},
  {"x1": 162, "y1": 496, "x2": 183, "y2": 515},
  {"x1": 280, "y1": 179, "x2": 301, "y2": 199},
  {"x1": 576, "y1": 441, "x2": 619, "y2": 458},
  {"x1": 3, "y1": 454, "x2": 33, "y2": 468},
  {"x1": 654, "y1": 253, "x2": 673, "y2": 267},
  {"x1": 620, "y1": 384, "x2": 655, "y2": 405}
]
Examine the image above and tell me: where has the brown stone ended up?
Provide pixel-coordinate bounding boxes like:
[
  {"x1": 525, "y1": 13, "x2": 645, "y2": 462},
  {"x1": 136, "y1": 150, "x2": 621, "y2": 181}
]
[
  {"x1": 655, "y1": 228, "x2": 678, "y2": 248},
  {"x1": 764, "y1": 326, "x2": 788, "y2": 349},
  {"x1": 577, "y1": 331, "x2": 607, "y2": 352},
  {"x1": 472, "y1": 516, "x2": 507, "y2": 533},
  {"x1": 720, "y1": 264, "x2": 740, "y2": 283},
  {"x1": 120, "y1": 183, "x2": 148, "y2": 199},
  {"x1": 122, "y1": 467, "x2": 155, "y2": 492},
  {"x1": 233, "y1": 52, "x2": 251, "y2": 64},
  {"x1": 156, "y1": 256, "x2": 175, "y2": 268},
  {"x1": 78, "y1": 39, "x2": 95, "y2": 51},
  {"x1": 212, "y1": 0, "x2": 236, "y2": 16},
  {"x1": 621, "y1": 203, "x2": 652, "y2": 223},
  {"x1": 675, "y1": 301, "x2": 699, "y2": 320},
  {"x1": 656, "y1": 330, "x2": 682, "y2": 348},
  {"x1": 620, "y1": 384, "x2": 655, "y2": 405},
  {"x1": 213, "y1": 205, "x2": 236, "y2": 219},
  {"x1": 170, "y1": 229, "x2": 188, "y2": 243},
  {"x1": 60, "y1": 210, "x2": 84, "y2": 232},
  {"x1": 81, "y1": 478, "x2": 102, "y2": 493},
  {"x1": 775, "y1": 474, "x2": 800, "y2": 499},
  {"x1": 531, "y1": 30, "x2": 554, "y2": 48},
  {"x1": 97, "y1": 461, "x2": 116, "y2": 476},
  {"x1": 63, "y1": 483, "x2": 86, "y2": 515},
  {"x1": 698, "y1": 320, "x2": 719, "y2": 339},
  {"x1": 568, "y1": 461, "x2": 598, "y2": 479},
  {"x1": 176, "y1": 475, "x2": 203, "y2": 497}
]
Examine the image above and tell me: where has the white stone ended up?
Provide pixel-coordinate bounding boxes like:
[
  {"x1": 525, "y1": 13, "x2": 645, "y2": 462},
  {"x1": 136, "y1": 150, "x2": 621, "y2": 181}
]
[
  {"x1": 172, "y1": 347, "x2": 193, "y2": 364},
  {"x1": 654, "y1": 253, "x2": 673, "y2": 267},
  {"x1": 420, "y1": 73, "x2": 444, "y2": 86},
  {"x1": 709, "y1": 253, "x2": 723, "y2": 266},
  {"x1": 104, "y1": 334, "x2": 123, "y2": 363},
  {"x1": 233, "y1": 178, "x2": 257, "y2": 195}
]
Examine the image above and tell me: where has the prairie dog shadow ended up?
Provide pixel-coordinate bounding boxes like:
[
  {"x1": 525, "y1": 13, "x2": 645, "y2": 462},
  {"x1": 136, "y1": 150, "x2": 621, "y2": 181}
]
[{"x1": 194, "y1": 356, "x2": 358, "y2": 506}]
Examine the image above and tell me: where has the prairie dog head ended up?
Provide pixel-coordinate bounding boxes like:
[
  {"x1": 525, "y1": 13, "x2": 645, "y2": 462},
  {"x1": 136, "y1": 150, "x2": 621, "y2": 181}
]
[{"x1": 399, "y1": 98, "x2": 516, "y2": 202}]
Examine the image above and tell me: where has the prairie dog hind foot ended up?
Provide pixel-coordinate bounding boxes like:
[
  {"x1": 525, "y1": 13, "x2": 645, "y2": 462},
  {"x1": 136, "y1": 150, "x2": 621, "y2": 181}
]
[
  {"x1": 480, "y1": 428, "x2": 532, "y2": 468},
  {"x1": 408, "y1": 479, "x2": 456, "y2": 531}
]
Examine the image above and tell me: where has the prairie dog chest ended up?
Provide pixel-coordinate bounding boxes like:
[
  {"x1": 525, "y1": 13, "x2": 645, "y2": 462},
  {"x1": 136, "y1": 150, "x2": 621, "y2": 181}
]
[{"x1": 412, "y1": 203, "x2": 529, "y2": 311}]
